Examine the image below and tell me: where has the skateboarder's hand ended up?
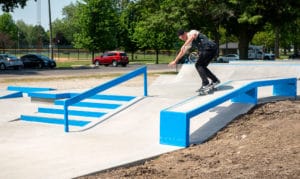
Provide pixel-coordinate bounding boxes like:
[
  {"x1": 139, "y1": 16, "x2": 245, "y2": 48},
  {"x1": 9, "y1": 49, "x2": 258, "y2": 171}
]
[{"x1": 168, "y1": 60, "x2": 177, "y2": 67}]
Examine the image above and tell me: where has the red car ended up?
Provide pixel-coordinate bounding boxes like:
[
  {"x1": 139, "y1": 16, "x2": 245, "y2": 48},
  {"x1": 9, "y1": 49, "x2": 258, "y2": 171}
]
[{"x1": 93, "y1": 51, "x2": 129, "y2": 67}]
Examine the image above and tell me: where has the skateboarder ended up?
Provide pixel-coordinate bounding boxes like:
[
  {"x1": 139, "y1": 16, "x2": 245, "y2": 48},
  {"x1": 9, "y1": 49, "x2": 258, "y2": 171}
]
[{"x1": 168, "y1": 29, "x2": 220, "y2": 94}]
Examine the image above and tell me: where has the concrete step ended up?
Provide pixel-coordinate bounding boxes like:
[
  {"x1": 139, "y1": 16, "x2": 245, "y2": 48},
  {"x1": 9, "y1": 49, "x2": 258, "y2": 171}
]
[
  {"x1": 38, "y1": 107, "x2": 106, "y2": 117},
  {"x1": 85, "y1": 94, "x2": 136, "y2": 101},
  {"x1": 39, "y1": 104, "x2": 113, "y2": 113},
  {"x1": 54, "y1": 100, "x2": 121, "y2": 109},
  {"x1": 20, "y1": 114, "x2": 92, "y2": 127}
]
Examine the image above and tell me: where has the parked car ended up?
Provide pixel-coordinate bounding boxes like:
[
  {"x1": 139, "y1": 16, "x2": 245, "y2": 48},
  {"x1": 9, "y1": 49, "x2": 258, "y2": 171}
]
[
  {"x1": 263, "y1": 53, "x2": 275, "y2": 60},
  {"x1": 0, "y1": 54, "x2": 23, "y2": 70},
  {"x1": 216, "y1": 54, "x2": 239, "y2": 63},
  {"x1": 20, "y1": 54, "x2": 56, "y2": 69},
  {"x1": 93, "y1": 51, "x2": 129, "y2": 67}
]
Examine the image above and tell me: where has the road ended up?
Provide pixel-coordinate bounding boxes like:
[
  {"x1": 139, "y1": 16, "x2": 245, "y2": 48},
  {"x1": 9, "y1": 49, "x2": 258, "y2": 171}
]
[{"x1": 0, "y1": 64, "x2": 174, "y2": 78}]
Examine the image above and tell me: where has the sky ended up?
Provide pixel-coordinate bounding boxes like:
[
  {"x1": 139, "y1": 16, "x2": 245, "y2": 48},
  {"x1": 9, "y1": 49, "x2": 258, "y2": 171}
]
[{"x1": 1, "y1": 0, "x2": 78, "y2": 30}]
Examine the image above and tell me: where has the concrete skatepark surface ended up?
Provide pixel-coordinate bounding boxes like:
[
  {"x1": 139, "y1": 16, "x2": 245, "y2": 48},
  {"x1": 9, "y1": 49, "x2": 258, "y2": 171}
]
[{"x1": 0, "y1": 61, "x2": 299, "y2": 179}]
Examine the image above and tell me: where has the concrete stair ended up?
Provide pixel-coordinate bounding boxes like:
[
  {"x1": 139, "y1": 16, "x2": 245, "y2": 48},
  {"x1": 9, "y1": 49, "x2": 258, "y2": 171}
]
[{"x1": 20, "y1": 93, "x2": 137, "y2": 128}]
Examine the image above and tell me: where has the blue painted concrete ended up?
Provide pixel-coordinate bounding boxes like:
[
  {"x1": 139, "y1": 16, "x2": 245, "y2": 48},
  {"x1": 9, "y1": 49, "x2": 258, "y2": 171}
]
[
  {"x1": 69, "y1": 93, "x2": 136, "y2": 101},
  {"x1": 55, "y1": 100, "x2": 121, "y2": 109},
  {"x1": 160, "y1": 77, "x2": 297, "y2": 147},
  {"x1": 20, "y1": 115, "x2": 90, "y2": 127},
  {"x1": 17, "y1": 66, "x2": 147, "y2": 131},
  {"x1": 88, "y1": 94, "x2": 136, "y2": 101},
  {"x1": 7, "y1": 86, "x2": 55, "y2": 93},
  {"x1": 0, "y1": 91, "x2": 23, "y2": 99},
  {"x1": 63, "y1": 66, "x2": 147, "y2": 132},
  {"x1": 38, "y1": 107, "x2": 106, "y2": 117},
  {"x1": 28, "y1": 92, "x2": 71, "y2": 99}
]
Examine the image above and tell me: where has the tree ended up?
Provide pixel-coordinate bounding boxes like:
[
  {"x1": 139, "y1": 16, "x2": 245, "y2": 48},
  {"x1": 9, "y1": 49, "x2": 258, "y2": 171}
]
[
  {"x1": 31, "y1": 25, "x2": 48, "y2": 48},
  {"x1": 218, "y1": 0, "x2": 266, "y2": 59},
  {"x1": 252, "y1": 24, "x2": 275, "y2": 52},
  {"x1": 0, "y1": 0, "x2": 34, "y2": 12},
  {"x1": 260, "y1": 0, "x2": 300, "y2": 58},
  {"x1": 73, "y1": 0, "x2": 119, "y2": 59},
  {"x1": 15, "y1": 20, "x2": 29, "y2": 48},
  {"x1": 131, "y1": 0, "x2": 187, "y2": 64},
  {"x1": 219, "y1": 0, "x2": 299, "y2": 59},
  {"x1": 0, "y1": 13, "x2": 18, "y2": 49},
  {"x1": 52, "y1": 2, "x2": 80, "y2": 46},
  {"x1": 118, "y1": 1, "x2": 139, "y2": 60},
  {"x1": 289, "y1": 18, "x2": 300, "y2": 55}
]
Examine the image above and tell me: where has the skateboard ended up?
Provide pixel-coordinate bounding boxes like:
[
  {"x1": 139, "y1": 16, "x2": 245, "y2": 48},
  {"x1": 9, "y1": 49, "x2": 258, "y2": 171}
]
[{"x1": 198, "y1": 84, "x2": 219, "y2": 96}]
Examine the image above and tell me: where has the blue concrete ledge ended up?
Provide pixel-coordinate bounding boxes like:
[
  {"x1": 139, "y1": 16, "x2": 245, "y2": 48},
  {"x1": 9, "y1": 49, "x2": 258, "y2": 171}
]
[
  {"x1": 28, "y1": 92, "x2": 71, "y2": 99},
  {"x1": 20, "y1": 115, "x2": 90, "y2": 127},
  {"x1": 88, "y1": 94, "x2": 136, "y2": 101},
  {"x1": 55, "y1": 100, "x2": 121, "y2": 109},
  {"x1": 38, "y1": 107, "x2": 106, "y2": 117},
  {"x1": 70, "y1": 93, "x2": 136, "y2": 101},
  {"x1": 160, "y1": 77, "x2": 297, "y2": 147},
  {"x1": 7, "y1": 86, "x2": 55, "y2": 93}
]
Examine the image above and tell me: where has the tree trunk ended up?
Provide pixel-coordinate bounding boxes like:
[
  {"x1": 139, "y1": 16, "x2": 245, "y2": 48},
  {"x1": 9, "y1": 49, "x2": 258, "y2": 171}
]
[
  {"x1": 237, "y1": 23, "x2": 258, "y2": 60},
  {"x1": 155, "y1": 49, "x2": 159, "y2": 64},
  {"x1": 213, "y1": 26, "x2": 220, "y2": 57},
  {"x1": 275, "y1": 26, "x2": 280, "y2": 58},
  {"x1": 238, "y1": 28, "x2": 250, "y2": 60}
]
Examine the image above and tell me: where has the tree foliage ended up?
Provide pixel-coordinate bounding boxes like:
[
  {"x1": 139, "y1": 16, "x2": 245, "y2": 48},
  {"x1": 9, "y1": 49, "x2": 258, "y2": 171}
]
[
  {"x1": 15, "y1": 20, "x2": 48, "y2": 48},
  {"x1": 52, "y1": 2, "x2": 80, "y2": 46},
  {"x1": 0, "y1": 0, "x2": 33, "y2": 12},
  {"x1": 73, "y1": 0, "x2": 119, "y2": 54},
  {"x1": 1, "y1": 0, "x2": 299, "y2": 61},
  {"x1": 0, "y1": 13, "x2": 17, "y2": 49}
]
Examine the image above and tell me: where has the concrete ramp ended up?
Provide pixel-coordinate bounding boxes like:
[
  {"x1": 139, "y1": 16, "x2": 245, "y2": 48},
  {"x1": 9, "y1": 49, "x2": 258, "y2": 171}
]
[{"x1": 171, "y1": 62, "x2": 300, "y2": 85}]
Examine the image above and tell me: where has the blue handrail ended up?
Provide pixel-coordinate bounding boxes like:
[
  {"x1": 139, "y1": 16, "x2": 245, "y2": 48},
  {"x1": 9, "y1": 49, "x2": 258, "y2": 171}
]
[{"x1": 63, "y1": 66, "x2": 148, "y2": 132}]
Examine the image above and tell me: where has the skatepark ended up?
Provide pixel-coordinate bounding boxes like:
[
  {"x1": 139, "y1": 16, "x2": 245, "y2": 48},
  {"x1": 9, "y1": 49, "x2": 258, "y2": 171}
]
[{"x1": 0, "y1": 61, "x2": 299, "y2": 179}]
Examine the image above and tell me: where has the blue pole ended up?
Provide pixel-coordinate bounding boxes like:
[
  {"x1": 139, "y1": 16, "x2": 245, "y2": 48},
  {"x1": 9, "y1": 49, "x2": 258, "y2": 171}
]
[
  {"x1": 64, "y1": 104, "x2": 69, "y2": 132},
  {"x1": 144, "y1": 67, "x2": 148, "y2": 96}
]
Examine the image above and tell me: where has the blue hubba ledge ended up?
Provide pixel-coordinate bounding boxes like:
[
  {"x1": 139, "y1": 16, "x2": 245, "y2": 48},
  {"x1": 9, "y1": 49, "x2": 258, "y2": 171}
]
[{"x1": 160, "y1": 77, "x2": 297, "y2": 147}]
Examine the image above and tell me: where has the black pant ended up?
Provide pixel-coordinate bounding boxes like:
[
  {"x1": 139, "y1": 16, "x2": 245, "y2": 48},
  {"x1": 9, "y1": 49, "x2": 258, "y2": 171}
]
[{"x1": 195, "y1": 47, "x2": 218, "y2": 86}]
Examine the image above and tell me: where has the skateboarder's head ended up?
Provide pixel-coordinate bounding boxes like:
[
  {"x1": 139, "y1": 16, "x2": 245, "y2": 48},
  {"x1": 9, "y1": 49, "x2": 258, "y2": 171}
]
[{"x1": 177, "y1": 29, "x2": 187, "y2": 41}]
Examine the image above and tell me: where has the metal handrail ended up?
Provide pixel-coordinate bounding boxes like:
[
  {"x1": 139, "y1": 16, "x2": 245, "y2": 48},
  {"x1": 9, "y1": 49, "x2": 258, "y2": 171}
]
[{"x1": 63, "y1": 66, "x2": 148, "y2": 132}]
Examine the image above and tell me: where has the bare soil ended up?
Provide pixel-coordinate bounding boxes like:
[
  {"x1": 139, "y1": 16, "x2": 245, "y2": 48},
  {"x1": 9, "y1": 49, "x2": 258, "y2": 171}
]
[{"x1": 78, "y1": 99, "x2": 300, "y2": 179}]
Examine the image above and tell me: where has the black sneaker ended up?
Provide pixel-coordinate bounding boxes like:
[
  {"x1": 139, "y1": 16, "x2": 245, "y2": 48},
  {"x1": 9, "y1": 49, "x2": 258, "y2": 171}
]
[{"x1": 211, "y1": 80, "x2": 220, "y2": 87}]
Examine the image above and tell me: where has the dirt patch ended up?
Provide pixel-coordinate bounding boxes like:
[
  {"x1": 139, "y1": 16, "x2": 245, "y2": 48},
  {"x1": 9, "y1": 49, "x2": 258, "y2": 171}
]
[{"x1": 78, "y1": 99, "x2": 300, "y2": 179}]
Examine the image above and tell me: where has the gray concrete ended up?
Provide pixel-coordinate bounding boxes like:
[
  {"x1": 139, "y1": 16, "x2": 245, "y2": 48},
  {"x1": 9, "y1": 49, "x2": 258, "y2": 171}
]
[{"x1": 0, "y1": 61, "x2": 299, "y2": 179}]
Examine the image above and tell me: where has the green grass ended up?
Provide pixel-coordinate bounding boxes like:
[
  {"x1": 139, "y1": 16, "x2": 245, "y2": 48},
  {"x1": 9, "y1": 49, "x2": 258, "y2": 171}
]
[
  {"x1": 55, "y1": 53, "x2": 175, "y2": 68},
  {"x1": 129, "y1": 53, "x2": 175, "y2": 64},
  {"x1": 56, "y1": 60, "x2": 92, "y2": 68}
]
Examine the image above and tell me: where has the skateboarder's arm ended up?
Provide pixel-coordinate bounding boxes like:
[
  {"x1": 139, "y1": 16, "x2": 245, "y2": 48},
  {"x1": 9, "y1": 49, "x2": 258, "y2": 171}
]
[{"x1": 169, "y1": 34, "x2": 196, "y2": 66}]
